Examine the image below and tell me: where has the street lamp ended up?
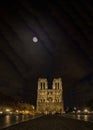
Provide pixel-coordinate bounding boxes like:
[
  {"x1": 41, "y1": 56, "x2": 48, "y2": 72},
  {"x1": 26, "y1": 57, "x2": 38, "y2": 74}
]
[
  {"x1": 84, "y1": 109, "x2": 89, "y2": 114},
  {"x1": 77, "y1": 110, "x2": 81, "y2": 114},
  {"x1": 6, "y1": 109, "x2": 10, "y2": 112},
  {"x1": 74, "y1": 107, "x2": 77, "y2": 115}
]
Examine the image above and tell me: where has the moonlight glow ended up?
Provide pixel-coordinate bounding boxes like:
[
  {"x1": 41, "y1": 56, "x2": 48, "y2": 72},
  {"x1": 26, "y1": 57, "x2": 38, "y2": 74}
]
[{"x1": 32, "y1": 37, "x2": 38, "y2": 43}]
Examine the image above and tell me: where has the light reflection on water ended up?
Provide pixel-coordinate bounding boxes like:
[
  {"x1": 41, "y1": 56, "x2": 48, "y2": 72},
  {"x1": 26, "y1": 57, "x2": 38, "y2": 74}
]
[
  {"x1": 0, "y1": 114, "x2": 38, "y2": 129},
  {"x1": 1, "y1": 114, "x2": 93, "y2": 129},
  {"x1": 3, "y1": 114, "x2": 31, "y2": 128},
  {"x1": 65, "y1": 114, "x2": 93, "y2": 122},
  {"x1": 22, "y1": 115, "x2": 25, "y2": 121},
  {"x1": 77, "y1": 115, "x2": 80, "y2": 120},
  {"x1": 84, "y1": 115, "x2": 88, "y2": 121},
  {"x1": 75, "y1": 114, "x2": 93, "y2": 122},
  {"x1": 15, "y1": 115, "x2": 19, "y2": 122},
  {"x1": 5, "y1": 115, "x2": 10, "y2": 125}
]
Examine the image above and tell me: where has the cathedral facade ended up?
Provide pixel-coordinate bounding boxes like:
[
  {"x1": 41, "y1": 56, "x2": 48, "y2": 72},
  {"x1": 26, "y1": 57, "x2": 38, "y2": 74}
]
[{"x1": 36, "y1": 78, "x2": 64, "y2": 114}]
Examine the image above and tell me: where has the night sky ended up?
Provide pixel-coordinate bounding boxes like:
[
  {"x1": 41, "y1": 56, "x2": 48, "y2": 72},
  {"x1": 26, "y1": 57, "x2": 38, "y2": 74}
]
[{"x1": 0, "y1": 0, "x2": 93, "y2": 107}]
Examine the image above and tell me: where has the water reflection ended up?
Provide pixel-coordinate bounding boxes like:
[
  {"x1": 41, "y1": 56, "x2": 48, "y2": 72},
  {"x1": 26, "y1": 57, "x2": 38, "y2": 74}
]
[
  {"x1": 22, "y1": 115, "x2": 25, "y2": 121},
  {"x1": 64, "y1": 114, "x2": 93, "y2": 122},
  {"x1": 84, "y1": 115, "x2": 88, "y2": 121},
  {"x1": 77, "y1": 115, "x2": 80, "y2": 120},
  {"x1": 1, "y1": 114, "x2": 31, "y2": 129},
  {"x1": 15, "y1": 115, "x2": 19, "y2": 122},
  {"x1": 76, "y1": 115, "x2": 90, "y2": 122},
  {"x1": 5, "y1": 115, "x2": 10, "y2": 125},
  {"x1": 5, "y1": 115, "x2": 10, "y2": 124}
]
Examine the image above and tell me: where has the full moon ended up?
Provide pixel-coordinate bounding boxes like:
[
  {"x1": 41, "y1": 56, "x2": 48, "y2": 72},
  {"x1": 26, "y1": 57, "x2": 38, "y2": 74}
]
[{"x1": 32, "y1": 37, "x2": 38, "y2": 43}]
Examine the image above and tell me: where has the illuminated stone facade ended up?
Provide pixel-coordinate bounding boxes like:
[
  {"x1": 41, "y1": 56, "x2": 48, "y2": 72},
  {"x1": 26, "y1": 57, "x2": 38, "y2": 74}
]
[{"x1": 37, "y1": 78, "x2": 64, "y2": 114}]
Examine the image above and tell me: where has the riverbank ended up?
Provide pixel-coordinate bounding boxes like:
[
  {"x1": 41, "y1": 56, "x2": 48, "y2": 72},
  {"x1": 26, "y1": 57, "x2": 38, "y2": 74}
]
[{"x1": 2, "y1": 115, "x2": 93, "y2": 130}]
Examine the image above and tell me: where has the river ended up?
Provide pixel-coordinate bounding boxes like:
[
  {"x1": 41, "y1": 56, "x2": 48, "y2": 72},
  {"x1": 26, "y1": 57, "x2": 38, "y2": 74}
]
[
  {"x1": 0, "y1": 114, "x2": 34, "y2": 129},
  {"x1": 62, "y1": 114, "x2": 93, "y2": 122},
  {"x1": 0, "y1": 114, "x2": 93, "y2": 129}
]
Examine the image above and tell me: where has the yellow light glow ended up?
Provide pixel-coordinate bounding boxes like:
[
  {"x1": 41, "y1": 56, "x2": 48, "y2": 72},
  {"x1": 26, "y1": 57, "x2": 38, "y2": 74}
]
[
  {"x1": 32, "y1": 106, "x2": 35, "y2": 109},
  {"x1": 0, "y1": 111, "x2": 3, "y2": 114},
  {"x1": 77, "y1": 110, "x2": 81, "y2": 113},
  {"x1": 6, "y1": 109, "x2": 10, "y2": 112},
  {"x1": 84, "y1": 115, "x2": 88, "y2": 121},
  {"x1": 16, "y1": 110, "x2": 19, "y2": 113},
  {"x1": 9, "y1": 112, "x2": 13, "y2": 114},
  {"x1": 25, "y1": 110, "x2": 29, "y2": 114},
  {"x1": 84, "y1": 109, "x2": 89, "y2": 113}
]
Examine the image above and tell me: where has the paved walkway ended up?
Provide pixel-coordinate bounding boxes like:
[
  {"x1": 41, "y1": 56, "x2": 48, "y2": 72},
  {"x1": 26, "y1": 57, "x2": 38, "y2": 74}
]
[{"x1": 2, "y1": 115, "x2": 93, "y2": 130}]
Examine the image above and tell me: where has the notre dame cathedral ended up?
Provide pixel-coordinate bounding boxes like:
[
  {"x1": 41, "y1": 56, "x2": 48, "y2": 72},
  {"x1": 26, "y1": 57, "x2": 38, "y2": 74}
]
[{"x1": 36, "y1": 78, "x2": 64, "y2": 114}]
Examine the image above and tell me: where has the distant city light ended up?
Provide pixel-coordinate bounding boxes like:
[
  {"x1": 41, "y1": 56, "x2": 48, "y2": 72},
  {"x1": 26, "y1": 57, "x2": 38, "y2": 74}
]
[
  {"x1": 16, "y1": 110, "x2": 19, "y2": 113},
  {"x1": 5, "y1": 109, "x2": 10, "y2": 112},
  {"x1": 25, "y1": 110, "x2": 29, "y2": 114},
  {"x1": 84, "y1": 115, "x2": 88, "y2": 121},
  {"x1": 72, "y1": 111, "x2": 75, "y2": 113},
  {"x1": 84, "y1": 109, "x2": 89, "y2": 113},
  {"x1": 77, "y1": 110, "x2": 81, "y2": 113},
  {"x1": 74, "y1": 107, "x2": 77, "y2": 110},
  {"x1": 32, "y1": 106, "x2": 35, "y2": 109},
  {"x1": 32, "y1": 37, "x2": 38, "y2": 43},
  {"x1": 0, "y1": 111, "x2": 3, "y2": 114},
  {"x1": 9, "y1": 112, "x2": 13, "y2": 114}
]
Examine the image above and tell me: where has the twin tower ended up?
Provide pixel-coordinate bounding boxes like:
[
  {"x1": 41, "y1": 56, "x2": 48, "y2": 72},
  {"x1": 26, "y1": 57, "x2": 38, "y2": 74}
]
[{"x1": 36, "y1": 78, "x2": 64, "y2": 114}]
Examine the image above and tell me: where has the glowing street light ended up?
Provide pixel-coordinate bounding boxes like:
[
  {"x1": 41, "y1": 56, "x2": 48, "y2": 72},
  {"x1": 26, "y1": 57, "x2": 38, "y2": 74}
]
[
  {"x1": 77, "y1": 110, "x2": 81, "y2": 113},
  {"x1": 0, "y1": 111, "x2": 3, "y2": 114},
  {"x1": 32, "y1": 106, "x2": 35, "y2": 109},
  {"x1": 84, "y1": 109, "x2": 89, "y2": 113},
  {"x1": 16, "y1": 110, "x2": 19, "y2": 113},
  {"x1": 74, "y1": 107, "x2": 77, "y2": 110},
  {"x1": 5, "y1": 109, "x2": 10, "y2": 112}
]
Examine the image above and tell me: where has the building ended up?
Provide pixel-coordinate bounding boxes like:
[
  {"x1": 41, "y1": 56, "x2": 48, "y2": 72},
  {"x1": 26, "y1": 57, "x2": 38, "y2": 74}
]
[{"x1": 36, "y1": 78, "x2": 64, "y2": 114}]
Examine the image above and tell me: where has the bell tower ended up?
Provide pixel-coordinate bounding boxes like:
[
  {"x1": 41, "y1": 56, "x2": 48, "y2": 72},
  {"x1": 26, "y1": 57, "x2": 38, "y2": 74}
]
[
  {"x1": 52, "y1": 78, "x2": 62, "y2": 90},
  {"x1": 38, "y1": 78, "x2": 48, "y2": 90},
  {"x1": 52, "y1": 78, "x2": 64, "y2": 113},
  {"x1": 37, "y1": 78, "x2": 48, "y2": 112}
]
